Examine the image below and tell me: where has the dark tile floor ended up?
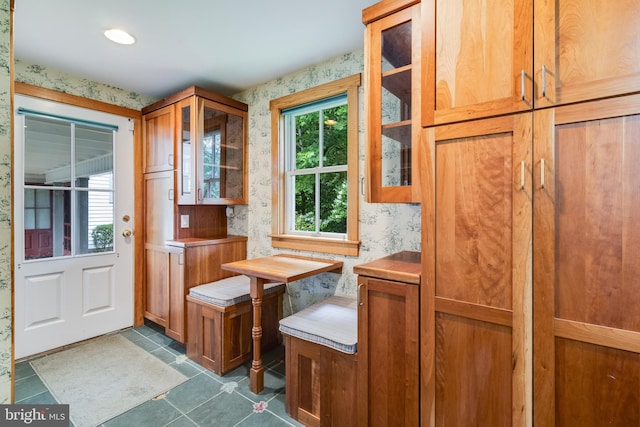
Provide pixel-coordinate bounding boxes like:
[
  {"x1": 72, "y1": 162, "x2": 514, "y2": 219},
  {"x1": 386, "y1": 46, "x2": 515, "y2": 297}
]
[{"x1": 14, "y1": 321, "x2": 304, "y2": 427}]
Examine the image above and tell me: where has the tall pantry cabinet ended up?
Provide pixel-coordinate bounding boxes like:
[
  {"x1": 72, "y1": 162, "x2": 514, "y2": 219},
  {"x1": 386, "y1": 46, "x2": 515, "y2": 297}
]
[
  {"x1": 533, "y1": 95, "x2": 640, "y2": 426},
  {"x1": 141, "y1": 86, "x2": 248, "y2": 343},
  {"x1": 142, "y1": 105, "x2": 176, "y2": 328},
  {"x1": 412, "y1": 0, "x2": 640, "y2": 426}
]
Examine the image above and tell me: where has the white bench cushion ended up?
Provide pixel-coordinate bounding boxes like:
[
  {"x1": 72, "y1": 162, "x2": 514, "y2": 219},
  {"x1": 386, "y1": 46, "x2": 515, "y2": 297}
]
[
  {"x1": 189, "y1": 275, "x2": 284, "y2": 307},
  {"x1": 279, "y1": 295, "x2": 357, "y2": 354}
]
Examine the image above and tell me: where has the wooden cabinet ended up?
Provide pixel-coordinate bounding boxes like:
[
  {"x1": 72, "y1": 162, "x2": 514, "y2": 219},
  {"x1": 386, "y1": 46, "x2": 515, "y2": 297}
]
[
  {"x1": 354, "y1": 251, "x2": 420, "y2": 427},
  {"x1": 534, "y1": 0, "x2": 640, "y2": 108},
  {"x1": 142, "y1": 85, "x2": 248, "y2": 206},
  {"x1": 420, "y1": 95, "x2": 640, "y2": 426},
  {"x1": 533, "y1": 94, "x2": 640, "y2": 426},
  {"x1": 175, "y1": 93, "x2": 248, "y2": 205},
  {"x1": 143, "y1": 170, "x2": 175, "y2": 327},
  {"x1": 164, "y1": 236, "x2": 247, "y2": 343},
  {"x1": 421, "y1": 0, "x2": 640, "y2": 126},
  {"x1": 142, "y1": 86, "x2": 248, "y2": 337},
  {"x1": 409, "y1": 0, "x2": 640, "y2": 425},
  {"x1": 421, "y1": 0, "x2": 532, "y2": 126},
  {"x1": 421, "y1": 114, "x2": 532, "y2": 426},
  {"x1": 142, "y1": 104, "x2": 175, "y2": 173},
  {"x1": 363, "y1": 0, "x2": 421, "y2": 203}
]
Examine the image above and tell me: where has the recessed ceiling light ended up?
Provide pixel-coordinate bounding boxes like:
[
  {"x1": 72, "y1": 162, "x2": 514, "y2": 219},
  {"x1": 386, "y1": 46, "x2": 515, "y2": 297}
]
[{"x1": 104, "y1": 29, "x2": 136, "y2": 45}]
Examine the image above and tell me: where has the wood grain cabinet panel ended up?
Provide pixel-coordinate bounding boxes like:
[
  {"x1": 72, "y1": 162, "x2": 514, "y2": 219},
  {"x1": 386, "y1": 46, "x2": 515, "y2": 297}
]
[
  {"x1": 421, "y1": 0, "x2": 533, "y2": 125},
  {"x1": 142, "y1": 104, "x2": 175, "y2": 173},
  {"x1": 534, "y1": 0, "x2": 640, "y2": 108},
  {"x1": 422, "y1": 0, "x2": 640, "y2": 125},
  {"x1": 422, "y1": 114, "x2": 532, "y2": 426},
  {"x1": 533, "y1": 94, "x2": 640, "y2": 426},
  {"x1": 165, "y1": 237, "x2": 247, "y2": 344},
  {"x1": 354, "y1": 251, "x2": 420, "y2": 427},
  {"x1": 143, "y1": 170, "x2": 175, "y2": 326}
]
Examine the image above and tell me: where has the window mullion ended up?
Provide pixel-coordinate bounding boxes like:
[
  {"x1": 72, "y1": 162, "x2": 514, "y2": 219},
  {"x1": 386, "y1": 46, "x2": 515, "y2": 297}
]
[
  {"x1": 70, "y1": 123, "x2": 76, "y2": 257},
  {"x1": 315, "y1": 172, "x2": 320, "y2": 234},
  {"x1": 316, "y1": 111, "x2": 323, "y2": 234}
]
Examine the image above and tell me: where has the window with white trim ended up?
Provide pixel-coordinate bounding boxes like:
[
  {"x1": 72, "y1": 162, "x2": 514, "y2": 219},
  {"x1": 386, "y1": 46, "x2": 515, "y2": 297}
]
[{"x1": 283, "y1": 95, "x2": 348, "y2": 236}]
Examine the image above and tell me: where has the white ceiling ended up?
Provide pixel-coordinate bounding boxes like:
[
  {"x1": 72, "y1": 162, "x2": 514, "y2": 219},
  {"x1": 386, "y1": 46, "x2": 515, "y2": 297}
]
[{"x1": 13, "y1": 0, "x2": 377, "y2": 100}]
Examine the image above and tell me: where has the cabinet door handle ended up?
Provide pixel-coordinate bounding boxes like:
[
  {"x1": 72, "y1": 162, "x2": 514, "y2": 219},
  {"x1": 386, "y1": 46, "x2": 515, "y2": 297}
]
[
  {"x1": 197, "y1": 188, "x2": 203, "y2": 201},
  {"x1": 168, "y1": 188, "x2": 174, "y2": 200},
  {"x1": 540, "y1": 158, "x2": 545, "y2": 188},
  {"x1": 168, "y1": 153, "x2": 174, "y2": 166},
  {"x1": 521, "y1": 70, "x2": 526, "y2": 101},
  {"x1": 357, "y1": 283, "x2": 364, "y2": 306},
  {"x1": 541, "y1": 65, "x2": 547, "y2": 98},
  {"x1": 520, "y1": 161, "x2": 525, "y2": 190}
]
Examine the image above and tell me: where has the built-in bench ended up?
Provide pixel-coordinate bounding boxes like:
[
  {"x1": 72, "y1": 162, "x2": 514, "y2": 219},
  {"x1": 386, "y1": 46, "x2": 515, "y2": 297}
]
[
  {"x1": 186, "y1": 274, "x2": 285, "y2": 375},
  {"x1": 279, "y1": 295, "x2": 358, "y2": 427}
]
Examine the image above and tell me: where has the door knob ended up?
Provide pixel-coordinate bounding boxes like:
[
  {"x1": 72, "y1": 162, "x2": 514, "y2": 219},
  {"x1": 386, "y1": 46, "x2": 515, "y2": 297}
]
[{"x1": 122, "y1": 229, "x2": 133, "y2": 237}]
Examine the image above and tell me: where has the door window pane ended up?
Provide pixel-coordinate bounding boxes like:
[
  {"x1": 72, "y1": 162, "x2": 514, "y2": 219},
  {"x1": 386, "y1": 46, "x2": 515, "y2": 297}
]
[
  {"x1": 22, "y1": 114, "x2": 115, "y2": 260},
  {"x1": 24, "y1": 188, "x2": 68, "y2": 260},
  {"x1": 24, "y1": 116, "x2": 71, "y2": 186}
]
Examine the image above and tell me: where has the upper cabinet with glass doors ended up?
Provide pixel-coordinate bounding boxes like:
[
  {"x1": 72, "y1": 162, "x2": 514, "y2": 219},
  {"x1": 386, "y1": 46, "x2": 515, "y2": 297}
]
[
  {"x1": 142, "y1": 86, "x2": 248, "y2": 205},
  {"x1": 176, "y1": 96, "x2": 247, "y2": 205},
  {"x1": 363, "y1": 0, "x2": 421, "y2": 203}
]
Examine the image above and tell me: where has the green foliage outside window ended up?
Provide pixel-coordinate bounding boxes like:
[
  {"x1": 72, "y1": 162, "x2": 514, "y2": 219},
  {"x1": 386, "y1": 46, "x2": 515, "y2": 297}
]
[
  {"x1": 293, "y1": 104, "x2": 348, "y2": 234},
  {"x1": 92, "y1": 223, "x2": 113, "y2": 252}
]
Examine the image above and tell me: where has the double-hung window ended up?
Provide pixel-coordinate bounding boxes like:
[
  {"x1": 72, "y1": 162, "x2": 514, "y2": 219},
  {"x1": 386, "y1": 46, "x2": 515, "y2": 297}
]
[{"x1": 270, "y1": 74, "x2": 361, "y2": 256}]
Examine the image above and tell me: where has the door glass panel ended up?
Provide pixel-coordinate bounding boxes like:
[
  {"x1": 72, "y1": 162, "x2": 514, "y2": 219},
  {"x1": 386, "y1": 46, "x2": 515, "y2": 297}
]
[
  {"x1": 22, "y1": 115, "x2": 115, "y2": 260},
  {"x1": 24, "y1": 116, "x2": 71, "y2": 186},
  {"x1": 75, "y1": 124, "x2": 114, "y2": 188},
  {"x1": 23, "y1": 188, "x2": 69, "y2": 259}
]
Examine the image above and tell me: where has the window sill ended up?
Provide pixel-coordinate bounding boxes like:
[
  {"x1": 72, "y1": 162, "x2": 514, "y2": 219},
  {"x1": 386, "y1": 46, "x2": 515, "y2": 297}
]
[{"x1": 269, "y1": 234, "x2": 360, "y2": 256}]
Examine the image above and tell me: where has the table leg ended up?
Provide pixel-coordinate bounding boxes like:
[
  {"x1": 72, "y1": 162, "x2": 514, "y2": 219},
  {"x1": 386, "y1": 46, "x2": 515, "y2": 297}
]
[{"x1": 249, "y1": 276, "x2": 265, "y2": 393}]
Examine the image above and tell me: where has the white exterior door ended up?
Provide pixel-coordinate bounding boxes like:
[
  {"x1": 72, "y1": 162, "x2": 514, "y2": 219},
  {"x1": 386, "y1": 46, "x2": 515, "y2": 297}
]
[{"x1": 14, "y1": 95, "x2": 135, "y2": 359}]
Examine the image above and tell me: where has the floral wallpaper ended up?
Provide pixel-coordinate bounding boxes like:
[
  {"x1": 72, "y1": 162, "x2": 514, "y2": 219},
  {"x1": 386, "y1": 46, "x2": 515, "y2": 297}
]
[
  {"x1": 229, "y1": 48, "x2": 421, "y2": 315},
  {"x1": 0, "y1": 0, "x2": 11, "y2": 402},
  {"x1": 13, "y1": 60, "x2": 156, "y2": 110}
]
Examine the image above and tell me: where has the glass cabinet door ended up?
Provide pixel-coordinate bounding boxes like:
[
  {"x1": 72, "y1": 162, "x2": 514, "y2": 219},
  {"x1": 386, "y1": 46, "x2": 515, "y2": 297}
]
[
  {"x1": 365, "y1": 3, "x2": 420, "y2": 203},
  {"x1": 176, "y1": 96, "x2": 247, "y2": 205},
  {"x1": 198, "y1": 99, "x2": 247, "y2": 204},
  {"x1": 381, "y1": 20, "x2": 412, "y2": 189},
  {"x1": 177, "y1": 98, "x2": 196, "y2": 204}
]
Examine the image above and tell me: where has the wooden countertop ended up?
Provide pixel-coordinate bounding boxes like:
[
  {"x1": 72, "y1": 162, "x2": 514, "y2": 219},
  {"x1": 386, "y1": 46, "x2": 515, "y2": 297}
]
[
  {"x1": 165, "y1": 235, "x2": 247, "y2": 248},
  {"x1": 353, "y1": 251, "x2": 421, "y2": 284}
]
